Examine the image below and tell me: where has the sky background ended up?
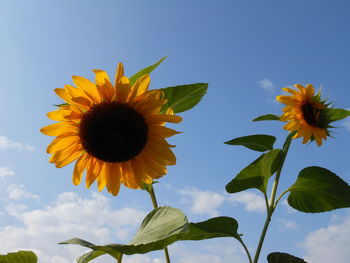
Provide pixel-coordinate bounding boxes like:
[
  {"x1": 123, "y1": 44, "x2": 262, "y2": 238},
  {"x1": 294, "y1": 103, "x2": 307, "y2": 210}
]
[{"x1": 0, "y1": 1, "x2": 350, "y2": 262}]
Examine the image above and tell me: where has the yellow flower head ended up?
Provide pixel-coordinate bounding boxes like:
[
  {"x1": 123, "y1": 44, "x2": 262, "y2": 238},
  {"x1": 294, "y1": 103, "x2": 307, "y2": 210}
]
[
  {"x1": 276, "y1": 84, "x2": 331, "y2": 146},
  {"x1": 41, "y1": 62, "x2": 182, "y2": 196}
]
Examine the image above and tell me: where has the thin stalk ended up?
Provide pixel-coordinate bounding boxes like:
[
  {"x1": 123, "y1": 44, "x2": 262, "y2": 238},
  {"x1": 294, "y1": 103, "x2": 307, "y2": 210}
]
[
  {"x1": 274, "y1": 189, "x2": 290, "y2": 210},
  {"x1": 238, "y1": 238, "x2": 253, "y2": 263},
  {"x1": 117, "y1": 254, "x2": 123, "y2": 263},
  {"x1": 148, "y1": 184, "x2": 171, "y2": 263},
  {"x1": 263, "y1": 192, "x2": 270, "y2": 215},
  {"x1": 252, "y1": 133, "x2": 293, "y2": 263}
]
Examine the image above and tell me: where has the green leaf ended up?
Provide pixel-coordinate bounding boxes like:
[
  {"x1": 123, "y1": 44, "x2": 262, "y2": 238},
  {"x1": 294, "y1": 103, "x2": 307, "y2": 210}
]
[
  {"x1": 161, "y1": 83, "x2": 208, "y2": 113},
  {"x1": 129, "y1": 57, "x2": 166, "y2": 86},
  {"x1": 225, "y1": 134, "x2": 276, "y2": 152},
  {"x1": 130, "y1": 206, "x2": 188, "y2": 246},
  {"x1": 226, "y1": 149, "x2": 284, "y2": 194},
  {"x1": 76, "y1": 251, "x2": 106, "y2": 263},
  {"x1": 0, "y1": 251, "x2": 38, "y2": 263},
  {"x1": 287, "y1": 166, "x2": 350, "y2": 213},
  {"x1": 267, "y1": 252, "x2": 308, "y2": 263},
  {"x1": 252, "y1": 114, "x2": 280, "y2": 121},
  {"x1": 327, "y1": 108, "x2": 350, "y2": 122},
  {"x1": 61, "y1": 207, "x2": 240, "y2": 261}
]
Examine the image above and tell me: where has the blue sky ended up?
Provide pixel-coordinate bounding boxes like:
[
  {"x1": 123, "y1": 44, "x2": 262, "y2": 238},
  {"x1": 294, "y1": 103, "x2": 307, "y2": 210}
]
[{"x1": 1, "y1": 1, "x2": 350, "y2": 262}]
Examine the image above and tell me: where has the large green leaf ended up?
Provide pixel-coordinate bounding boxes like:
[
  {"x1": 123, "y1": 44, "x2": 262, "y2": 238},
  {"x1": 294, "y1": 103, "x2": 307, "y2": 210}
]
[
  {"x1": 267, "y1": 252, "x2": 307, "y2": 263},
  {"x1": 61, "y1": 207, "x2": 240, "y2": 261},
  {"x1": 129, "y1": 57, "x2": 166, "y2": 86},
  {"x1": 252, "y1": 114, "x2": 280, "y2": 121},
  {"x1": 161, "y1": 83, "x2": 208, "y2": 113},
  {"x1": 327, "y1": 108, "x2": 350, "y2": 122},
  {"x1": 287, "y1": 166, "x2": 350, "y2": 213},
  {"x1": 226, "y1": 149, "x2": 284, "y2": 194},
  {"x1": 225, "y1": 134, "x2": 276, "y2": 152},
  {"x1": 0, "y1": 251, "x2": 38, "y2": 263}
]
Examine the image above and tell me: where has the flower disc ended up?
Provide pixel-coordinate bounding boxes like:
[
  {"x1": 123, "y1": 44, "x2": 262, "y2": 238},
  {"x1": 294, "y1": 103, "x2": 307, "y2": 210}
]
[{"x1": 79, "y1": 102, "x2": 148, "y2": 163}]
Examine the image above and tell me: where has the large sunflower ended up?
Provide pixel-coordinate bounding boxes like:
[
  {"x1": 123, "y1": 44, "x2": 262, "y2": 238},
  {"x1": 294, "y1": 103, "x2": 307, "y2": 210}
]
[
  {"x1": 41, "y1": 62, "x2": 182, "y2": 196},
  {"x1": 276, "y1": 84, "x2": 331, "y2": 146}
]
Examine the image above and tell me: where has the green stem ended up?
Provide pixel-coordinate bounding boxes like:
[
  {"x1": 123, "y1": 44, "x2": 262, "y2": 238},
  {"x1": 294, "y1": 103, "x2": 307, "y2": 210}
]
[
  {"x1": 238, "y1": 238, "x2": 253, "y2": 263},
  {"x1": 117, "y1": 254, "x2": 123, "y2": 263},
  {"x1": 263, "y1": 192, "x2": 270, "y2": 215},
  {"x1": 274, "y1": 189, "x2": 290, "y2": 209},
  {"x1": 148, "y1": 184, "x2": 171, "y2": 263},
  {"x1": 252, "y1": 133, "x2": 293, "y2": 263}
]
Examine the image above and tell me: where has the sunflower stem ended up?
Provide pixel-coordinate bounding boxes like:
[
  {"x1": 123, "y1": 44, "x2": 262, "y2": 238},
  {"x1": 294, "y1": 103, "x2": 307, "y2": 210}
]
[
  {"x1": 252, "y1": 133, "x2": 293, "y2": 263},
  {"x1": 117, "y1": 254, "x2": 123, "y2": 263},
  {"x1": 148, "y1": 184, "x2": 171, "y2": 263}
]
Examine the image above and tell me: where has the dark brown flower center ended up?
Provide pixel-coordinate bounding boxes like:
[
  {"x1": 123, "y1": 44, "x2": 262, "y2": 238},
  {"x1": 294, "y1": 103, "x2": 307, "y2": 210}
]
[
  {"x1": 79, "y1": 102, "x2": 148, "y2": 162},
  {"x1": 301, "y1": 102, "x2": 320, "y2": 126}
]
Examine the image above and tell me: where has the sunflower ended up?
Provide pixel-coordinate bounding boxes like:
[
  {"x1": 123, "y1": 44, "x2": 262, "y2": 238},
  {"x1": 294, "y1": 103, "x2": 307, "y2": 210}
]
[
  {"x1": 41, "y1": 62, "x2": 182, "y2": 196},
  {"x1": 276, "y1": 84, "x2": 332, "y2": 146}
]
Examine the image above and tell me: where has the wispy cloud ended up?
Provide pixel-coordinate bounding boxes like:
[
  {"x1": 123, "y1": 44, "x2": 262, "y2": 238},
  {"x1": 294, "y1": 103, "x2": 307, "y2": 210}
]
[
  {"x1": 227, "y1": 191, "x2": 266, "y2": 213},
  {"x1": 177, "y1": 187, "x2": 265, "y2": 216},
  {"x1": 257, "y1": 78, "x2": 275, "y2": 94},
  {"x1": 0, "y1": 191, "x2": 146, "y2": 263},
  {"x1": 179, "y1": 188, "x2": 225, "y2": 217},
  {"x1": 0, "y1": 167, "x2": 15, "y2": 178},
  {"x1": 6, "y1": 184, "x2": 40, "y2": 201},
  {"x1": 277, "y1": 218, "x2": 299, "y2": 230},
  {"x1": 0, "y1": 136, "x2": 35, "y2": 151},
  {"x1": 0, "y1": 167, "x2": 39, "y2": 201},
  {"x1": 301, "y1": 213, "x2": 350, "y2": 263}
]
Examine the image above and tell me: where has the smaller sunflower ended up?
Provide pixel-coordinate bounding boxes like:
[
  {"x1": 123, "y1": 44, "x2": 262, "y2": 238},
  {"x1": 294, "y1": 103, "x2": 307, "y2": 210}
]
[{"x1": 276, "y1": 84, "x2": 333, "y2": 146}]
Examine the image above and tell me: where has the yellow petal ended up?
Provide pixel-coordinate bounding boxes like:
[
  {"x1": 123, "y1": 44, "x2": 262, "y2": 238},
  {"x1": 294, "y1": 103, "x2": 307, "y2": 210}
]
[
  {"x1": 40, "y1": 122, "x2": 78, "y2": 136},
  {"x1": 106, "y1": 163, "x2": 122, "y2": 196},
  {"x1": 93, "y1": 69, "x2": 110, "y2": 86},
  {"x1": 54, "y1": 88, "x2": 90, "y2": 111},
  {"x1": 276, "y1": 95, "x2": 297, "y2": 106},
  {"x1": 146, "y1": 114, "x2": 182, "y2": 126},
  {"x1": 281, "y1": 87, "x2": 298, "y2": 95},
  {"x1": 97, "y1": 162, "x2": 107, "y2": 191},
  {"x1": 130, "y1": 74, "x2": 150, "y2": 100},
  {"x1": 144, "y1": 143, "x2": 176, "y2": 165},
  {"x1": 55, "y1": 145, "x2": 82, "y2": 168},
  {"x1": 305, "y1": 84, "x2": 315, "y2": 98},
  {"x1": 138, "y1": 152, "x2": 167, "y2": 178},
  {"x1": 121, "y1": 162, "x2": 139, "y2": 189},
  {"x1": 72, "y1": 76, "x2": 101, "y2": 103},
  {"x1": 149, "y1": 126, "x2": 181, "y2": 138},
  {"x1": 73, "y1": 153, "x2": 89, "y2": 185},
  {"x1": 116, "y1": 81, "x2": 131, "y2": 103},
  {"x1": 47, "y1": 134, "x2": 79, "y2": 153},
  {"x1": 85, "y1": 158, "x2": 100, "y2": 188},
  {"x1": 114, "y1": 62, "x2": 125, "y2": 87}
]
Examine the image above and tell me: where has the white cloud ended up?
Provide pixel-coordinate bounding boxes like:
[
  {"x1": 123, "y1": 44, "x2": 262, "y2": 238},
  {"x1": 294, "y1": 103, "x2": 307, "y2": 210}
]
[
  {"x1": 0, "y1": 191, "x2": 146, "y2": 263},
  {"x1": 178, "y1": 187, "x2": 266, "y2": 216},
  {"x1": 0, "y1": 136, "x2": 34, "y2": 151},
  {"x1": 179, "y1": 188, "x2": 225, "y2": 216},
  {"x1": 277, "y1": 218, "x2": 299, "y2": 230},
  {"x1": 257, "y1": 78, "x2": 275, "y2": 94},
  {"x1": 228, "y1": 191, "x2": 266, "y2": 213},
  {"x1": 6, "y1": 184, "x2": 40, "y2": 201},
  {"x1": 171, "y1": 241, "x2": 247, "y2": 263},
  {"x1": 0, "y1": 167, "x2": 39, "y2": 201},
  {"x1": 301, "y1": 213, "x2": 350, "y2": 263},
  {"x1": 0, "y1": 167, "x2": 14, "y2": 178}
]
